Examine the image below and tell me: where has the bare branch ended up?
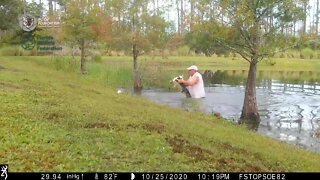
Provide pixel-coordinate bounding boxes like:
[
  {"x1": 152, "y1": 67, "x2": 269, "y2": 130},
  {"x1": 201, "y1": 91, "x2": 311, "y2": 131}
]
[
  {"x1": 257, "y1": 40, "x2": 307, "y2": 62},
  {"x1": 239, "y1": 28, "x2": 254, "y2": 49},
  {"x1": 215, "y1": 38, "x2": 251, "y2": 62}
]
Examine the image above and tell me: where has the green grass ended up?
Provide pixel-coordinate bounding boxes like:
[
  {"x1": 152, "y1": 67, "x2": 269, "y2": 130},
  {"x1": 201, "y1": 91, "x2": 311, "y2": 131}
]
[
  {"x1": 1, "y1": 56, "x2": 320, "y2": 172},
  {"x1": 83, "y1": 56, "x2": 320, "y2": 89},
  {"x1": 100, "y1": 55, "x2": 320, "y2": 72}
]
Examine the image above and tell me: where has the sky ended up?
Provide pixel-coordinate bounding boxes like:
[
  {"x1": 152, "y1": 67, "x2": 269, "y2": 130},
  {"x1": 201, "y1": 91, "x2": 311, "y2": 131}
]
[
  {"x1": 26, "y1": 0, "x2": 319, "y2": 33},
  {"x1": 25, "y1": 0, "x2": 178, "y2": 27}
]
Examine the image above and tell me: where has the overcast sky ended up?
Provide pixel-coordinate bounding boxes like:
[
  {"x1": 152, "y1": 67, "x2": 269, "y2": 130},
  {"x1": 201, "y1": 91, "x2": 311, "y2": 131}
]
[{"x1": 26, "y1": 0, "x2": 319, "y2": 32}]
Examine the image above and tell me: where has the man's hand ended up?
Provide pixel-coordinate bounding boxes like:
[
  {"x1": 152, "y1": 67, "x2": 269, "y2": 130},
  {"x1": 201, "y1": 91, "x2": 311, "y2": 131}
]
[
  {"x1": 176, "y1": 79, "x2": 184, "y2": 84},
  {"x1": 178, "y1": 76, "x2": 199, "y2": 86}
]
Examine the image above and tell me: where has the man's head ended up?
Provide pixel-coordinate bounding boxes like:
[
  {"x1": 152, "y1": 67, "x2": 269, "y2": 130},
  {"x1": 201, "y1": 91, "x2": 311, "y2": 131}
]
[{"x1": 187, "y1": 65, "x2": 198, "y2": 76}]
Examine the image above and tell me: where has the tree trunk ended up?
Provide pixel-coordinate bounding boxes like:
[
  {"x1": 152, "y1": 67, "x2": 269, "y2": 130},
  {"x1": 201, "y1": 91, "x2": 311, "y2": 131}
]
[
  {"x1": 156, "y1": 0, "x2": 159, "y2": 15},
  {"x1": 240, "y1": 17, "x2": 261, "y2": 130},
  {"x1": 294, "y1": 21, "x2": 296, "y2": 36},
  {"x1": 54, "y1": 1, "x2": 56, "y2": 12},
  {"x1": 180, "y1": 0, "x2": 184, "y2": 33},
  {"x1": 303, "y1": 1, "x2": 308, "y2": 34},
  {"x1": 176, "y1": 0, "x2": 181, "y2": 34},
  {"x1": 220, "y1": 2, "x2": 224, "y2": 25},
  {"x1": 190, "y1": 0, "x2": 194, "y2": 31},
  {"x1": 133, "y1": 43, "x2": 142, "y2": 92},
  {"x1": 239, "y1": 61, "x2": 261, "y2": 130},
  {"x1": 80, "y1": 39, "x2": 86, "y2": 74},
  {"x1": 210, "y1": 1, "x2": 215, "y2": 20},
  {"x1": 317, "y1": 0, "x2": 319, "y2": 35},
  {"x1": 49, "y1": 0, "x2": 53, "y2": 16},
  {"x1": 132, "y1": 14, "x2": 142, "y2": 92}
]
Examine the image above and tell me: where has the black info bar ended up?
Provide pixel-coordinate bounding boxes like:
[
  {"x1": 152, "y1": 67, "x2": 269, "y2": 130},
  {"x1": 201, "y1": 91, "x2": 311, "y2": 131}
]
[{"x1": 4, "y1": 172, "x2": 320, "y2": 180}]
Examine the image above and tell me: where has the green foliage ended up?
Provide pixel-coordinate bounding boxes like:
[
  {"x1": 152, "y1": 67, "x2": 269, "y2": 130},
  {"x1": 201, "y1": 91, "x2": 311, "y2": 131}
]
[
  {"x1": 0, "y1": 45, "x2": 39, "y2": 56},
  {"x1": 91, "y1": 51, "x2": 102, "y2": 63},
  {"x1": 62, "y1": 0, "x2": 105, "y2": 46},
  {"x1": 186, "y1": 31, "x2": 228, "y2": 56},
  {"x1": 105, "y1": 0, "x2": 171, "y2": 54},
  {"x1": 61, "y1": 0, "x2": 110, "y2": 73},
  {"x1": 108, "y1": 31, "x2": 132, "y2": 52},
  {"x1": 0, "y1": 46, "x2": 21, "y2": 56},
  {"x1": 0, "y1": 0, "x2": 23, "y2": 30},
  {"x1": 196, "y1": 0, "x2": 305, "y2": 61},
  {"x1": 143, "y1": 15, "x2": 171, "y2": 51},
  {"x1": 87, "y1": 62, "x2": 133, "y2": 88},
  {"x1": 25, "y1": 1, "x2": 43, "y2": 17},
  {"x1": 51, "y1": 56, "x2": 78, "y2": 72},
  {"x1": 0, "y1": 31, "x2": 22, "y2": 45},
  {"x1": 264, "y1": 58, "x2": 276, "y2": 66},
  {"x1": 300, "y1": 48, "x2": 315, "y2": 59},
  {"x1": 176, "y1": 46, "x2": 190, "y2": 56}
]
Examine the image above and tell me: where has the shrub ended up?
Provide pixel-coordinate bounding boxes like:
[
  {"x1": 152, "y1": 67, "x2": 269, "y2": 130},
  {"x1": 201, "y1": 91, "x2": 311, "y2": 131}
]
[
  {"x1": 91, "y1": 51, "x2": 102, "y2": 63},
  {"x1": 224, "y1": 53, "x2": 231, "y2": 58},
  {"x1": 264, "y1": 58, "x2": 276, "y2": 66},
  {"x1": 279, "y1": 53, "x2": 286, "y2": 58},
  {"x1": 52, "y1": 56, "x2": 78, "y2": 72},
  {"x1": 177, "y1": 46, "x2": 190, "y2": 56},
  {"x1": 300, "y1": 48, "x2": 315, "y2": 59},
  {"x1": 0, "y1": 46, "x2": 20, "y2": 56},
  {"x1": 30, "y1": 48, "x2": 38, "y2": 56}
]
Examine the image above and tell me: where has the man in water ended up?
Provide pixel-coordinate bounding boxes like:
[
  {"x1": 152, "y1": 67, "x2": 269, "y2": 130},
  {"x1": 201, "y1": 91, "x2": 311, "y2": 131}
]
[{"x1": 176, "y1": 65, "x2": 205, "y2": 98}]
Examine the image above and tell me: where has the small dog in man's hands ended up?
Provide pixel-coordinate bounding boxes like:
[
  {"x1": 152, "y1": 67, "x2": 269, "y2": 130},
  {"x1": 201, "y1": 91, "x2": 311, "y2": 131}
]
[{"x1": 170, "y1": 75, "x2": 191, "y2": 98}]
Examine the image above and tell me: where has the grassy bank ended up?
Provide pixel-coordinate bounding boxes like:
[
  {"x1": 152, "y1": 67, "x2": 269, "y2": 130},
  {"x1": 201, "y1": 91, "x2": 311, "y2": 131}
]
[{"x1": 1, "y1": 56, "x2": 320, "y2": 172}]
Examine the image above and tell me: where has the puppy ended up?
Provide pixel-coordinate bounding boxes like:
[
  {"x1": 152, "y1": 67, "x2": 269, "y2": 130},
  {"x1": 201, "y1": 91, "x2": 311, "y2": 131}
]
[{"x1": 170, "y1": 75, "x2": 191, "y2": 98}]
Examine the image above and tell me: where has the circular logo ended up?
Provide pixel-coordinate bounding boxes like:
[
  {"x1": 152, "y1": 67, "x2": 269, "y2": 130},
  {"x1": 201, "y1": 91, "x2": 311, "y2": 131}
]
[
  {"x1": 19, "y1": 13, "x2": 37, "y2": 32},
  {"x1": 21, "y1": 34, "x2": 36, "y2": 50}
]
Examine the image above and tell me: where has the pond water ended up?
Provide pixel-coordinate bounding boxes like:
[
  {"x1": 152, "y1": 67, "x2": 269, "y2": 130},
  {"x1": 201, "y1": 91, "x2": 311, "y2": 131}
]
[{"x1": 139, "y1": 70, "x2": 320, "y2": 152}]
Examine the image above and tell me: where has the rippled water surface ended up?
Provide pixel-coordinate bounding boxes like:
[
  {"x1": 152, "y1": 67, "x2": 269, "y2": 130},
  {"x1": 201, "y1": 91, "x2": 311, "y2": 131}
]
[{"x1": 139, "y1": 71, "x2": 320, "y2": 152}]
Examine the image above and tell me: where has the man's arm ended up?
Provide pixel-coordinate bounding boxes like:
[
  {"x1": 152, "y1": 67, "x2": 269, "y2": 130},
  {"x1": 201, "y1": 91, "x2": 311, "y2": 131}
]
[{"x1": 177, "y1": 76, "x2": 199, "y2": 86}]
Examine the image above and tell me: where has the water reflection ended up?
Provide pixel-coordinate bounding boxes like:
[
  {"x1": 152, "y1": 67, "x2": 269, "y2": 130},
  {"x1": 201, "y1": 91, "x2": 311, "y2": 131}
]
[
  {"x1": 140, "y1": 70, "x2": 320, "y2": 152},
  {"x1": 181, "y1": 98, "x2": 206, "y2": 113}
]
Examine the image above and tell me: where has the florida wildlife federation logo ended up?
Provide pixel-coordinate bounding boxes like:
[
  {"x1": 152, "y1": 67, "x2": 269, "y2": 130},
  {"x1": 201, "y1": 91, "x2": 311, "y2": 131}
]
[
  {"x1": 21, "y1": 34, "x2": 36, "y2": 51},
  {"x1": 19, "y1": 13, "x2": 37, "y2": 32}
]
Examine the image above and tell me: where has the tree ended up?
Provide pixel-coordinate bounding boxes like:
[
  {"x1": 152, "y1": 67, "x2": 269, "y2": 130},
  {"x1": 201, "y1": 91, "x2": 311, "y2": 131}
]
[
  {"x1": 26, "y1": 1, "x2": 43, "y2": 18},
  {"x1": 132, "y1": 3, "x2": 142, "y2": 91},
  {"x1": 316, "y1": 0, "x2": 319, "y2": 35},
  {"x1": 190, "y1": 0, "x2": 195, "y2": 31},
  {"x1": 56, "y1": 0, "x2": 67, "y2": 12},
  {"x1": 108, "y1": 0, "x2": 170, "y2": 91},
  {"x1": 62, "y1": 0, "x2": 111, "y2": 74},
  {"x1": 0, "y1": 0, "x2": 23, "y2": 31},
  {"x1": 197, "y1": 0, "x2": 305, "y2": 128},
  {"x1": 48, "y1": 0, "x2": 53, "y2": 16},
  {"x1": 0, "y1": 0, "x2": 25, "y2": 43}
]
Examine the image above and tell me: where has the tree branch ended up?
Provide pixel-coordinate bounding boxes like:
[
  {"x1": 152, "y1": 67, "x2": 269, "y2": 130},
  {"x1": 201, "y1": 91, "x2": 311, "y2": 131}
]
[
  {"x1": 257, "y1": 40, "x2": 304, "y2": 62},
  {"x1": 215, "y1": 38, "x2": 251, "y2": 62},
  {"x1": 239, "y1": 28, "x2": 254, "y2": 49}
]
